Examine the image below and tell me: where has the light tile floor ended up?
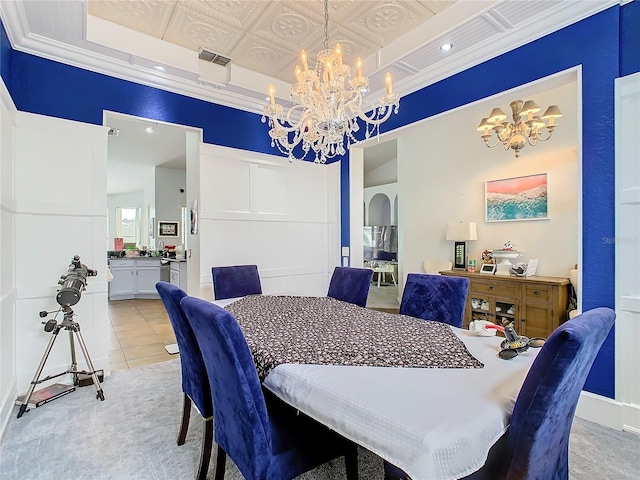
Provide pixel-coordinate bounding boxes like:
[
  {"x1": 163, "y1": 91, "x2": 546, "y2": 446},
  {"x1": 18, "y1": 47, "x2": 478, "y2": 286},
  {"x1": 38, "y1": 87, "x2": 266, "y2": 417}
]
[
  {"x1": 107, "y1": 285, "x2": 400, "y2": 372},
  {"x1": 107, "y1": 299, "x2": 177, "y2": 372}
]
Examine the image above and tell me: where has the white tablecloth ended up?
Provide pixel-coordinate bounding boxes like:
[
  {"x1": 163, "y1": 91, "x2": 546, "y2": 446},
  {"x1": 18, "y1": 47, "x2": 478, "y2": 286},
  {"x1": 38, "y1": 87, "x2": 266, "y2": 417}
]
[
  {"x1": 214, "y1": 297, "x2": 538, "y2": 480},
  {"x1": 263, "y1": 329, "x2": 538, "y2": 480}
]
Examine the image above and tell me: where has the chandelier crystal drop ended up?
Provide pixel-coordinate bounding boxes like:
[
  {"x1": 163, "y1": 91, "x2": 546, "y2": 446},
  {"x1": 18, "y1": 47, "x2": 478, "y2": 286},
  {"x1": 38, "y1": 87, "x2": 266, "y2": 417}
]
[
  {"x1": 477, "y1": 100, "x2": 562, "y2": 158},
  {"x1": 261, "y1": 0, "x2": 399, "y2": 164}
]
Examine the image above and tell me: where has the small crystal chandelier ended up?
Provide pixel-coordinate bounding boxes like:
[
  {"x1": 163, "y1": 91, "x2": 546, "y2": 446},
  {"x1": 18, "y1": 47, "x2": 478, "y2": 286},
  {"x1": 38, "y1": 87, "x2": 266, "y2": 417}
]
[
  {"x1": 477, "y1": 100, "x2": 562, "y2": 158},
  {"x1": 261, "y1": 0, "x2": 400, "y2": 164}
]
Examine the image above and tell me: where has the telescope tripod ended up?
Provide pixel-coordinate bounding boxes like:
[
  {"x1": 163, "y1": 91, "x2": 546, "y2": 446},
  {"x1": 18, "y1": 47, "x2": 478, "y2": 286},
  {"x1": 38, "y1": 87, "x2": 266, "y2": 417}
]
[{"x1": 17, "y1": 305, "x2": 105, "y2": 418}]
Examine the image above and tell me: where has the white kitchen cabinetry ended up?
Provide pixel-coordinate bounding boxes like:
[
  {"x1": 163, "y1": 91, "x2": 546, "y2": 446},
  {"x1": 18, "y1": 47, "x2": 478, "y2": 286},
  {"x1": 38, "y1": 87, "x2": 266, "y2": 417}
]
[
  {"x1": 109, "y1": 258, "x2": 161, "y2": 300},
  {"x1": 169, "y1": 260, "x2": 187, "y2": 291},
  {"x1": 135, "y1": 259, "x2": 161, "y2": 295},
  {"x1": 108, "y1": 259, "x2": 135, "y2": 299}
]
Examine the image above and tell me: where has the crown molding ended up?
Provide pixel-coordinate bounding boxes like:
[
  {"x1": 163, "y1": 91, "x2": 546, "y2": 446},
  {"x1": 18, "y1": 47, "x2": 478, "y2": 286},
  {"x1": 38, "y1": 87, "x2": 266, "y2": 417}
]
[
  {"x1": 0, "y1": 0, "x2": 619, "y2": 117},
  {"x1": 392, "y1": 0, "x2": 618, "y2": 100}
]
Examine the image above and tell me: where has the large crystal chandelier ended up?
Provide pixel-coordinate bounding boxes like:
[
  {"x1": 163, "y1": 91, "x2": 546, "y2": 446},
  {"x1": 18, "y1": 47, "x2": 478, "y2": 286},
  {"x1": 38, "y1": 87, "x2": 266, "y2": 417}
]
[
  {"x1": 477, "y1": 100, "x2": 562, "y2": 158},
  {"x1": 261, "y1": 0, "x2": 400, "y2": 164}
]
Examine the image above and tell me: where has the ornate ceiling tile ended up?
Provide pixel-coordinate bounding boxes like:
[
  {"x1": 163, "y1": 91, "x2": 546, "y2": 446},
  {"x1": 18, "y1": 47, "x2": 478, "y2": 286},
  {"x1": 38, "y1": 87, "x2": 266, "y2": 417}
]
[
  {"x1": 299, "y1": 0, "x2": 366, "y2": 25},
  {"x1": 230, "y1": 33, "x2": 297, "y2": 78},
  {"x1": 248, "y1": 1, "x2": 326, "y2": 52},
  {"x1": 341, "y1": 1, "x2": 436, "y2": 46},
  {"x1": 163, "y1": 3, "x2": 244, "y2": 54},
  {"x1": 417, "y1": 0, "x2": 457, "y2": 16},
  {"x1": 178, "y1": 0, "x2": 269, "y2": 30},
  {"x1": 88, "y1": 0, "x2": 176, "y2": 39}
]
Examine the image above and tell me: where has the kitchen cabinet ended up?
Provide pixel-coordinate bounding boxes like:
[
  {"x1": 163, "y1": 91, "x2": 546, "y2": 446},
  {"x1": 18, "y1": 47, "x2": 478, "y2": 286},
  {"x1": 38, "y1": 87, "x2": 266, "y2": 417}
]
[
  {"x1": 109, "y1": 258, "x2": 161, "y2": 300},
  {"x1": 135, "y1": 259, "x2": 162, "y2": 295},
  {"x1": 108, "y1": 259, "x2": 135, "y2": 299},
  {"x1": 169, "y1": 260, "x2": 187, "y2": 291},
  {"x1": 439, "y1": 270, "x2": 569, "y2": 338}
]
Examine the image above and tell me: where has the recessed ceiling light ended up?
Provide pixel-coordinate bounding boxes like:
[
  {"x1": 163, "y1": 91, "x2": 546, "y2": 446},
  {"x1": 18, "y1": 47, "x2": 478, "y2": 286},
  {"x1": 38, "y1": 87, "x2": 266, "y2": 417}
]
[
  {"x1": 145, "y1": 126, "x2": 154, "y2": 134},
  {"x1": 440, "y1": 43, "x2": 453, "y2": 52},
  {"x1": 153, "y1": 65, "x2": 166, "y2": 72}
]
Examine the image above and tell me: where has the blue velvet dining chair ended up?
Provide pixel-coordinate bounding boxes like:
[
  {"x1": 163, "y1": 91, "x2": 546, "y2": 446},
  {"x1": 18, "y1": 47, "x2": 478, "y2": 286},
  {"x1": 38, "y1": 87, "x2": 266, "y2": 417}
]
[
  {"x1": 327, "y1": 266, "x2": 374, "y2": 308},
  {"x1": 180, "y1": 295, "x2": 359, "y2": 480},
  {"x1": 155, "y1": 281, "x2": 213, "y2": 480},
  {"x1": 384, "y1": 306, "x2": 616, "y2": 480},
  {"x1": 211, "y1": 264, "x2": 262, "y2": 300},
  {"x1": 398, "y1": 273, "x2": 469, "y2": 327}
]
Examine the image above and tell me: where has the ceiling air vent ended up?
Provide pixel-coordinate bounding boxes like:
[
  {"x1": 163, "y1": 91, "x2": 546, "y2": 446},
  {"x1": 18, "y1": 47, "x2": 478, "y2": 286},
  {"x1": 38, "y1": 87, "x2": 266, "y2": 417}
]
[{"x1": 198, "y1": 48, "x2": 231, "y2": 67}]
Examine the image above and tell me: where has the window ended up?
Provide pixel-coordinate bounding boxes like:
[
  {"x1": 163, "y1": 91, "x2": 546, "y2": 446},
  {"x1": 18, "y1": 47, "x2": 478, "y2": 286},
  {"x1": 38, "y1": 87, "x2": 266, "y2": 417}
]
[{"x1": 115, "y1": 207, "x2": 140, "y2": 246}]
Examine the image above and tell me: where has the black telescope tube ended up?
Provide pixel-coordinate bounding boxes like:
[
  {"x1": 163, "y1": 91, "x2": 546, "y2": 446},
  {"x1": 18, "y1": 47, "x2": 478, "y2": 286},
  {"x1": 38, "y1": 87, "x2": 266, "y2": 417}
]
[
  {"x1": 56, "y1": 256, "x2": 97, "y2": 306},
  {"x1": 56, "y1": 276, "x2": 85, "y2": 306}
]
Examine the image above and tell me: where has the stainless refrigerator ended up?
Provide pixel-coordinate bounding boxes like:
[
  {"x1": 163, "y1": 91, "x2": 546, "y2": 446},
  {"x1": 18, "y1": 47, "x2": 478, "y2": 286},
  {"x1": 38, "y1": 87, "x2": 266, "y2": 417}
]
[{"x1": 363, "y1": 226, "x2": 398, "y2": 261}]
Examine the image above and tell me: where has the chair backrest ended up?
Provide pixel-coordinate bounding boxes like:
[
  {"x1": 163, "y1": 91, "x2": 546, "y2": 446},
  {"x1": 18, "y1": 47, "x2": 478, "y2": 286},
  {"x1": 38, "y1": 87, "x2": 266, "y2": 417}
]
[
  {"x1": 180, "y1": 296, "x2": 272, "y2": 480},
  {"x1": 503, "y1": 307, "x2": 615, "y2": 480},
  {"x1": 423, "y1": 260, "x2": 453, "y2": 274},
  {"x1": 155, "y1": 281, "x2": 212, "y2": 417},
  {"x1": 327, "y1": 266, "x2": 374, "y2": 308},
  {"x1": 211, "y1": 264, "x2": 262, "y2": 300},
  {"x1": 399, "y1": 273, "x2": 469, "y2": 327}
]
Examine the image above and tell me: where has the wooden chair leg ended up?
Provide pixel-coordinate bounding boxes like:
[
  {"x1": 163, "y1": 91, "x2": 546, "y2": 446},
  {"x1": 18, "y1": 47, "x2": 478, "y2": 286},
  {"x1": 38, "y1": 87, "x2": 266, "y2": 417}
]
[
  {"x1": 345, "y1": 444, "x2": 359, "y2": 480},
  {"x1": 177, "y1": 393, "x2": 191, "y2": 446},
  {"x1": 195, "y1": 417, "x2": 213, "y2": 480},
  {"x1": 212, "y1": 444, "x2": 227, "y2": 480}
]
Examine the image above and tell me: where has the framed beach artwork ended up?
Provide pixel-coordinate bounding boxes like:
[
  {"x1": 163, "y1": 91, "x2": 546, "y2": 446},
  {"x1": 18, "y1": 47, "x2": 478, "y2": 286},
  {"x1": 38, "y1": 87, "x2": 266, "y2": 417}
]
[{"x1": 485, "y1": 173, "x2": 548, "y2": 222}]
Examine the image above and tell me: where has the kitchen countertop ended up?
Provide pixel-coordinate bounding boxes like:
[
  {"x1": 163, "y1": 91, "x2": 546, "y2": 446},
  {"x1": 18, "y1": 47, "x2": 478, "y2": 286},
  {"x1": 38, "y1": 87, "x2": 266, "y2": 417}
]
[{"x1": 108, "y1": 256, "x2": 162, "y2": 260}]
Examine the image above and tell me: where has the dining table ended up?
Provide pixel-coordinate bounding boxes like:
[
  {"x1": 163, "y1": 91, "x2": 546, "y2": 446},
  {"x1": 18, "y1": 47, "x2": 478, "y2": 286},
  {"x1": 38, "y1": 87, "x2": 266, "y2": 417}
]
[{"x1": 214, "y1": 295, "x2": 539, "y2": 480}]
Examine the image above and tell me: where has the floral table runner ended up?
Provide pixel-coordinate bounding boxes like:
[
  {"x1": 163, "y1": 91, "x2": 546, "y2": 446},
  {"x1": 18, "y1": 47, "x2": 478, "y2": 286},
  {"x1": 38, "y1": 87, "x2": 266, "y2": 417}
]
[{"x1": 225, "y1": 295, "x2": 484, "y2": 381}]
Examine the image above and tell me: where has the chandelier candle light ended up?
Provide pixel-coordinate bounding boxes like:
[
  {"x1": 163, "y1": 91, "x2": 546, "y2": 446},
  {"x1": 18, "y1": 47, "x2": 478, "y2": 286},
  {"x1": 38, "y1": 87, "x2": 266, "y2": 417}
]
[
  {"x1": 262, "y1": 0, "x2": 399, "y2": 164},
  {"x1": 477, "y1": 100, "x2": 562, "y2": 158}
]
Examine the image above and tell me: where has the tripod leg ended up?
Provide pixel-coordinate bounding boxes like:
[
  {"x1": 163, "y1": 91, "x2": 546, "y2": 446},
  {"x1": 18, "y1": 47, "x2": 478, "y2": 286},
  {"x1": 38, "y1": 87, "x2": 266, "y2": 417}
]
[
  {"x1": 17, "y1": 328, "x2": 61, "y2": 418},
  {"x1": 72, "y1": 329, "x2": 105, "y2": 401},
  {"x1": 68, "y1": 329, "x2": 79, "y2": 386}
]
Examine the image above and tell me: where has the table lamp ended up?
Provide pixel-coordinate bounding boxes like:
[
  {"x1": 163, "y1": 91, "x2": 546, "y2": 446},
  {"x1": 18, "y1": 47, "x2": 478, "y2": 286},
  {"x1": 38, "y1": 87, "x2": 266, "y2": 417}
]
[{"x1": 446, "y1": 222, "x2": 478, "y2": 269}]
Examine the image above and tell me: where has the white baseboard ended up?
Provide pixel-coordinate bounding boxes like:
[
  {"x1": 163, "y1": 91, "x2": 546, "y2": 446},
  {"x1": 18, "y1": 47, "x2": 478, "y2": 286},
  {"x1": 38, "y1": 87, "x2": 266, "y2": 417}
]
[
  {"x1": 575, "y1": 391, "x2": 640, "y2": 433},
  {"x1": 0, "y1": 377, "x2": 18, "y2": 440}
]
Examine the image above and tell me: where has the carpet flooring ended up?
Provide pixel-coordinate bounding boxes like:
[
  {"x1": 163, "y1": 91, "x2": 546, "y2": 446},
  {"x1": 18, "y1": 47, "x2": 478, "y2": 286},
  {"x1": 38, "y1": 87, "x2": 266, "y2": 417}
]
[{"x1": 1, "y1": 358, "x2": 638, "y2": 479}]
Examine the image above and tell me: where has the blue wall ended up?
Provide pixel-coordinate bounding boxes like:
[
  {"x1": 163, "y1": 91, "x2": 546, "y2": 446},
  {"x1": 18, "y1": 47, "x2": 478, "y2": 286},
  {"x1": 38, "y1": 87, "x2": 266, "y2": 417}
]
[
  {"x1": 1, "y1": 2, "x2": 639, "y2": 398},
  {"x1": 5, "y1": 46, "x2": 273, "y2": 155}
]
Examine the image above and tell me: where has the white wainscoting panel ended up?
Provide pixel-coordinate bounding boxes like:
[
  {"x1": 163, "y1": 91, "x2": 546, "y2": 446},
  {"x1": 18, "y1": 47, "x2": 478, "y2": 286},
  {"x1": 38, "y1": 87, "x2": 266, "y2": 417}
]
[
  {"x1": 249, "y1": 220, "x2": 290, "y2": 272},
  {"x1": 200, "y1": 154, "x2": 252, "y2": 217},
  {"x1": 11, "y1": 112, "x2": 109, "y2": 391},
  {"x1": 198, "y1": 144, "x2": 340, "y2": 297},
  {"x1": 0, "y1": 78, "x2": 17, "y2": 437},
  {"x1": 250, "y1": 163, "x2": 288, "y2": 215},
  {"x1": 286, "y1": 222, "x2": 328, "y2": 274}
]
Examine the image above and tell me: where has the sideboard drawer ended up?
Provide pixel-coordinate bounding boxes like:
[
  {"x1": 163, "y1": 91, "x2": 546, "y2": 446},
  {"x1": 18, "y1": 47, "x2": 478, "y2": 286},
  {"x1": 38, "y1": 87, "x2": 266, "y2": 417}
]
[
  {"x1": 523, "y1": 284, "x2": 552, "y2": 304},
  {"x1": 471, "y1": 281, "x2": 519, "y2": 298}
]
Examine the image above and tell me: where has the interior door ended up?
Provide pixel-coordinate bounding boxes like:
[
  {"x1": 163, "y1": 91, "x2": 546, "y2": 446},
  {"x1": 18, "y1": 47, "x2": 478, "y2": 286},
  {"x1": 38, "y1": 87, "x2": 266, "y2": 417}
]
[{"x1": 614, "y1": 72, "x2": 640, "y2": 424}]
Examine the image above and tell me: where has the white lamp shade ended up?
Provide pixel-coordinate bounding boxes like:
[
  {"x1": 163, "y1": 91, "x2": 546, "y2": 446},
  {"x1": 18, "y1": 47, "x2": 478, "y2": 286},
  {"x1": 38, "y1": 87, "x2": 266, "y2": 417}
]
[{"x1": 446, "y1": 222, "x2": 478, "y2": 241}]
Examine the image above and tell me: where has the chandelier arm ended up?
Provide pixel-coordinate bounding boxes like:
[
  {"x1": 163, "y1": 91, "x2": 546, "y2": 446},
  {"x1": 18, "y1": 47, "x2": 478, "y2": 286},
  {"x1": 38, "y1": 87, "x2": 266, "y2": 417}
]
[
  {"x1": 531, "y1": 128, "x2": 556, "y2": 143},
  {"x1": 356, "y1": 105, "x2": 396, "y2": 126},
  {"x1": 270, "y1": 117, "x2": 304, "y2": 134},
  {"x1": 268, "y1": 106, "x2": 309, "y2": 134},
  {"x1": 481, "y1": 135, "x2": 505, "y2": 149}
]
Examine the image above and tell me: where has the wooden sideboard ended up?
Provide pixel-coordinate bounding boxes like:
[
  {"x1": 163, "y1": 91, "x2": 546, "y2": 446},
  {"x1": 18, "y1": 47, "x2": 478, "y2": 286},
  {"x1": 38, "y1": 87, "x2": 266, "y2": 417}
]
[{"x1": 440, "y1": 270, "x2": 570, "y2": 338}]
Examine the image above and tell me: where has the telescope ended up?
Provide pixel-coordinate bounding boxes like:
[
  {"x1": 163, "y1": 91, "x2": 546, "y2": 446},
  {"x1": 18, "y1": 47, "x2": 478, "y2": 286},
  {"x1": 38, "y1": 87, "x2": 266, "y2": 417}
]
[
  {"x1": 56, "y1": 255, "x2": 97, "y2": 306},
  {"x1": 17, "y1": 255, "x2": 104, "y2": 418}
]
